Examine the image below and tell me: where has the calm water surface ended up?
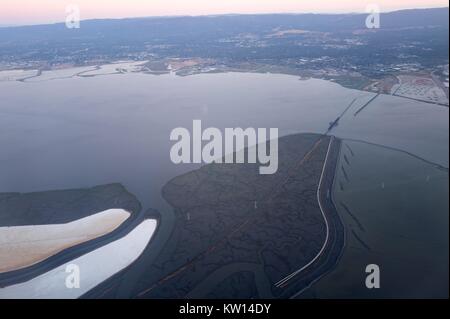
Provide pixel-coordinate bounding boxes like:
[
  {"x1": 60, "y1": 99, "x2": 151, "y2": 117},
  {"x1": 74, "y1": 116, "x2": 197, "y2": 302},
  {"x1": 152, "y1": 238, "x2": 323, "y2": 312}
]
[
  {"x1": 0, "y1": 70, "x2": 448, "y2": 298},
  {"x1": 0, "y1": 71, "x2": 447, "y2": 211}
]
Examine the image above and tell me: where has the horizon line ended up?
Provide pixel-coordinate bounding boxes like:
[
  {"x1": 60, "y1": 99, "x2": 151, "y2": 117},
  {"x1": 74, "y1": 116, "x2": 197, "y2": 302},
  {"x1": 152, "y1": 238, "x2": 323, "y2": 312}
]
[{"x1": 1, "y1": 6, "x2": 448, "y2": 29}]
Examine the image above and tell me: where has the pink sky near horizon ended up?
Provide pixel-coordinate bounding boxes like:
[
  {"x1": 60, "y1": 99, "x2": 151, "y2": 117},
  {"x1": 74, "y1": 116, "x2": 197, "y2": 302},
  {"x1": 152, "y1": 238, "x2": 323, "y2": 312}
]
[{"x1": 1, "y1": 0, "x2": 448, "y2": 25}]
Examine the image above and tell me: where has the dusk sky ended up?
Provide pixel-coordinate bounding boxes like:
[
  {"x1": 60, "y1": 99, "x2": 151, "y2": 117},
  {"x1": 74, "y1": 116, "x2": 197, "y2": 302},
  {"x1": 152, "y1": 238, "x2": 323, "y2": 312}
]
[{"x1": 1, "y1": 0, "x2": 448, "y2": 26}]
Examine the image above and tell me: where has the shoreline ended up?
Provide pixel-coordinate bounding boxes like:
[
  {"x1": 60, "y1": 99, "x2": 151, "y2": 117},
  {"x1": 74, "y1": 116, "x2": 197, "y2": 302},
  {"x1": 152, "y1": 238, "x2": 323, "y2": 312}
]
[{"x1": 1, "y1": 60, "x2": 447, "y2": 107}]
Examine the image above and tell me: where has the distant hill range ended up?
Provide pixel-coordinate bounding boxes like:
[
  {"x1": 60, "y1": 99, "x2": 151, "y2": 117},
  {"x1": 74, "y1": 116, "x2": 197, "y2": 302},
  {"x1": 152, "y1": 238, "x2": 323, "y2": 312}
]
[{"x1": 1, "y1": 8, "x2": 448, "y2": 38}]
